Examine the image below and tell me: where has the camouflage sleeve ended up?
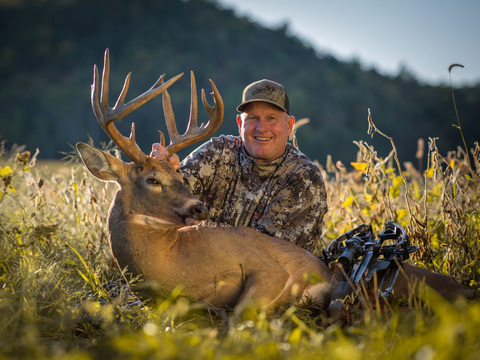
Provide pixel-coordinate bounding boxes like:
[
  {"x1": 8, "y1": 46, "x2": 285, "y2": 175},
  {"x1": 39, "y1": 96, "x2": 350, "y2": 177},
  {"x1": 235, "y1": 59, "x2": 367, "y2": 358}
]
[{"x1": 253, "y1": 168, "x2": 328, "y2": 252}]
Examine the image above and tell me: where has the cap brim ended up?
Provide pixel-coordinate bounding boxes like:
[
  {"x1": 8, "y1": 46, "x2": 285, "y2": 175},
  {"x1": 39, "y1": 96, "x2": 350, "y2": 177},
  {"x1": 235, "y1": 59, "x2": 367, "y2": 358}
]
[{"x1": 236, "y1": 99, "x2": 289, "y2": 114}]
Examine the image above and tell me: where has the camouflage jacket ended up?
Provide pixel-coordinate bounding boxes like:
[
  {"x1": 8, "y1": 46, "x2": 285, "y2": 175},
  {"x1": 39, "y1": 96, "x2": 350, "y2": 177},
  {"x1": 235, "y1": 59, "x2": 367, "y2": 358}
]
[{"x1": 179, "y1": 135, "x2": 328, "y2": 252}]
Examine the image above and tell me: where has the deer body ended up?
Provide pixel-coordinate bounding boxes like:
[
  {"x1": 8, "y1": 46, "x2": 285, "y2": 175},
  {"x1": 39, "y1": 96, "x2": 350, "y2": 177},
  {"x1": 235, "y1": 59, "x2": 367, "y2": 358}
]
[
  {"x1": 78, "y1": 145, "x2": 332, "y2": 311},
  {"x1": 115, "y1": 222, "x2": 331, "y2": 309}
]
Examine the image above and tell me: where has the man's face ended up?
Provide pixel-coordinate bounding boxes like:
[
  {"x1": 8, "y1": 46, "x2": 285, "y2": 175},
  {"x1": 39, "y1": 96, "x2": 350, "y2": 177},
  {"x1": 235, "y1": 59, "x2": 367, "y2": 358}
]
[{"x1": 237, "y1": 102, "x2": 294, "y2": 163}]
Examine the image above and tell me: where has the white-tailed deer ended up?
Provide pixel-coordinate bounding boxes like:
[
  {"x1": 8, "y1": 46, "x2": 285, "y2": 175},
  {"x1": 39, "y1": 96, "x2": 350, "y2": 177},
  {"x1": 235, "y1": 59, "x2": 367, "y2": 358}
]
[
  {"x1": 77, "y1": 50, "x2": 477, "y2": 316},
  {"x1": 76, "y1": 49, "x2": 333, "y2": 313}
]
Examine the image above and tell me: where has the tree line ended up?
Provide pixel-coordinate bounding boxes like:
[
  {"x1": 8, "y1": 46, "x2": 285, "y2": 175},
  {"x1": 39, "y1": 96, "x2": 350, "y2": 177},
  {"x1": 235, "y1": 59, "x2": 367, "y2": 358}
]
[{"x1": 1, "y1": 0, "x2": 479, "y2": 167}]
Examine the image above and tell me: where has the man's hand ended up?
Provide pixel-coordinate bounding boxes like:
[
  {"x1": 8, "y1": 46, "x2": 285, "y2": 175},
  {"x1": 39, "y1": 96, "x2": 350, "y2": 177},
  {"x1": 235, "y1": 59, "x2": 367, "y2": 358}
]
[{"x1": 150, "y1": 143, "x2": 181, "y2": 171}]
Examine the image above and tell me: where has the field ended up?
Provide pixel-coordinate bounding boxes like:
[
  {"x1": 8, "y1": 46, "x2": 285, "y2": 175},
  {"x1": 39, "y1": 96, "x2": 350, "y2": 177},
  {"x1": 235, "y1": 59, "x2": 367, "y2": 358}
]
[{"x1": 1, "y1": 130, "x2": 479, "y2": 359}]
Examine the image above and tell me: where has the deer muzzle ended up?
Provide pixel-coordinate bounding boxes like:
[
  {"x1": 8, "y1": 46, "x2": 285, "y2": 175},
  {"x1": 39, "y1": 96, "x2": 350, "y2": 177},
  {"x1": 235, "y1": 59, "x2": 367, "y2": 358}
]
[{"x1": 174, "y1": 199, "x2": 209, "y2": 226}]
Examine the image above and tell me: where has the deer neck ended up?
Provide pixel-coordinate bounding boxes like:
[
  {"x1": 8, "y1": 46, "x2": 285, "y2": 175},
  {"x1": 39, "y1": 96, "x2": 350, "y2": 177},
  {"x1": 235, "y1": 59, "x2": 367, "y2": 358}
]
[{"x1": 106, "y1": 191, "x2": 181, "y2": 251}]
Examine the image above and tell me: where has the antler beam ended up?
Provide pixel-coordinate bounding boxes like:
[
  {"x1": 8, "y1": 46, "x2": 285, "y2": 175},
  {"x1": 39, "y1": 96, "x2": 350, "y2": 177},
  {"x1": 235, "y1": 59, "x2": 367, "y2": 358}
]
[{"x1": 91, "y1": 48, "x2": 183, "y2": 164}]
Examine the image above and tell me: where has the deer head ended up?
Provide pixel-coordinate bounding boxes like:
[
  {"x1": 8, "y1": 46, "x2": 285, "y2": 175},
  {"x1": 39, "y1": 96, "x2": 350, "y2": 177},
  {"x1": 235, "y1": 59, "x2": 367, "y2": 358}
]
[{"x1": 77, "y1": 49, "x2": 224, "y2": 228}]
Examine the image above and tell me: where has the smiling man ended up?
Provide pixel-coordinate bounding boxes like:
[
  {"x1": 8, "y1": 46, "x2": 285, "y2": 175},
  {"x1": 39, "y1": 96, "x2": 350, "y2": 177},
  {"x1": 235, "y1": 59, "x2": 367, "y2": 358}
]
[{"x1": 151, "y1": 79, "x2": 327, "y2": 252}]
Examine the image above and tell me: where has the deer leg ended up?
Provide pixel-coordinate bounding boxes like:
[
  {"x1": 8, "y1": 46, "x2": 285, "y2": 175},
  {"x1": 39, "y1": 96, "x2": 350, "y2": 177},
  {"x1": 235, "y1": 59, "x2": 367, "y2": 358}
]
[
  {"x1": 395, "y1": 264, "x2": 479, "y2": 301},
  {"x1": 233, "y1": 270, "x2": 292, "y2": 316}
]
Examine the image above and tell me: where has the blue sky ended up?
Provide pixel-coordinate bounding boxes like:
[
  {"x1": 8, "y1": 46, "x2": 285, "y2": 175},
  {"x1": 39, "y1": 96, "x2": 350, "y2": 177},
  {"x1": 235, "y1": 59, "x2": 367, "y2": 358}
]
[{"x1": 216, "y1": 0, "x2": 480, "y2": 86}]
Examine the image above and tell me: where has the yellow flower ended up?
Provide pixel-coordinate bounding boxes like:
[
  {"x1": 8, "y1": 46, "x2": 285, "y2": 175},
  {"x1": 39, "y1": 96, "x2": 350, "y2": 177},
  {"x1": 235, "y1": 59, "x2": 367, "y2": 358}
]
[
  {"x1": 425, "y1": 167, "x2": 435, "y2": 178},
  {"x1": 350, "y1": 162, "x2": 368, "y2": 172},
  {"x1": 0, "y1": 166, "x2": 13, "y2": 178}
]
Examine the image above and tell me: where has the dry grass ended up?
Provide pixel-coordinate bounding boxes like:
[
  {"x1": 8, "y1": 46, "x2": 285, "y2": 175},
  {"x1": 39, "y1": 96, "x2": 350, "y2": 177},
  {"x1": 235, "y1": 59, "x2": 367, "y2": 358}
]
[{"x1": 1, "y1": 129, "x2": 479, "y2": 358}]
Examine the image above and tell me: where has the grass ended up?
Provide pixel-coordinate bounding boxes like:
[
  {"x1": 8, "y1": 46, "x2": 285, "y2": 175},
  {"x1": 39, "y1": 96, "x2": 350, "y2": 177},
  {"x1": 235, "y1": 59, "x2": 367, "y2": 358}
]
[{"x1": 1, "y1": 126, "x2": 479, "y2": 359}]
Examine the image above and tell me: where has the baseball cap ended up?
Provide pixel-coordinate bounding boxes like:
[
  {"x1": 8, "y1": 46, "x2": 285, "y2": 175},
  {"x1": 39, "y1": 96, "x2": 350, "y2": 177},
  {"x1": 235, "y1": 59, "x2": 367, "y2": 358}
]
[{"x1": 236, "y1": 79, "x2": 290, "y2": 114}]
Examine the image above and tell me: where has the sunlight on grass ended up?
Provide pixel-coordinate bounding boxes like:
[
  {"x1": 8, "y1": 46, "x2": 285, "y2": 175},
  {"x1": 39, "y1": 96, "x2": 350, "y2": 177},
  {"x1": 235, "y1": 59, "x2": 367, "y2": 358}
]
[{"x1": 0, "y1": 133, "x2": 479, "y2": 359}]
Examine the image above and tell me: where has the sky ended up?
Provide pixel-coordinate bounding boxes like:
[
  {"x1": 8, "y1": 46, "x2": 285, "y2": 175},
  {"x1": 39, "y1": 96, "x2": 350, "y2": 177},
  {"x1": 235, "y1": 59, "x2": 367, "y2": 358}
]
[{"x1": 216, "y1": 0, "x2": 480, "y2": 86}]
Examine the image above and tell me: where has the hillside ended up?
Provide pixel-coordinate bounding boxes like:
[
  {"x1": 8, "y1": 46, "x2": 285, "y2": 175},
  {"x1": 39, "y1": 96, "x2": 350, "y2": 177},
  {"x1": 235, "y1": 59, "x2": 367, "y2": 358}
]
[{"x1": 1, "y1": 0, "x2": 479, "y2": 165}]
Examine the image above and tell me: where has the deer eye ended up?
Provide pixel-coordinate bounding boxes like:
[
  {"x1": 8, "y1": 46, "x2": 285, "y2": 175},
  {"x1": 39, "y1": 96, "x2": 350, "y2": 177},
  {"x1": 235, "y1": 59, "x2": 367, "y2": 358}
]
[{"x1": 147, "y1": 178, "x2": 160, "y2": 185}]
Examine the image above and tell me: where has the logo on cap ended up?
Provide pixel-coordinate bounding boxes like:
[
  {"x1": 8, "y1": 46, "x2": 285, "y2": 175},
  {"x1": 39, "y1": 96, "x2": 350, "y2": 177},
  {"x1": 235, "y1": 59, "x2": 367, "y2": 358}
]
[{"x1": 251, "y1": 84, "x2": 276, "y2": 96}]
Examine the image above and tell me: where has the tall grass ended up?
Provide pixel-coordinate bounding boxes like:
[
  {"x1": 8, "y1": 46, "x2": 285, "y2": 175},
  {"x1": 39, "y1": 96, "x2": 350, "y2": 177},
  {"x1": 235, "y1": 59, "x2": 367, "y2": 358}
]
[
  {"x1": 319, "y1": 115, "x2": 479, "y2": 286},
  {"x1": 1, "y1": 128, "x2": 479, "y2": 359}
]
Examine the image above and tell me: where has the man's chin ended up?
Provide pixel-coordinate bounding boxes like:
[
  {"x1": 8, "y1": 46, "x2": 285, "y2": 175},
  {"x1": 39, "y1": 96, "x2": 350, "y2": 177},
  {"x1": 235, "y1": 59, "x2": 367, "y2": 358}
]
[
  {"x1": 244, "y1": 142, "x2": 285, "y2": 163},
  {"x1": 249, "y1": 151, "x2": 277, "y2": 163}
]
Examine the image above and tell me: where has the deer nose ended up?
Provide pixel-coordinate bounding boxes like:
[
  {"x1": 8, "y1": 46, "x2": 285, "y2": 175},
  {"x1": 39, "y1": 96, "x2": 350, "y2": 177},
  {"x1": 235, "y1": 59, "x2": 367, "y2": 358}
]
[
  {"x1": 175, "y1": 200, "x2": 209, "y2": 223},
  {"x1": 192, "y1": 202, "x2": 209, "y2": 220}
]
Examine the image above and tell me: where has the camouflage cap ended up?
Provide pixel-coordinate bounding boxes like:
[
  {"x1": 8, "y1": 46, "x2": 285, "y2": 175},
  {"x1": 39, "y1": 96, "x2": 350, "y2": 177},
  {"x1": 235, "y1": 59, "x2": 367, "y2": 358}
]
[{"x1": 236, "y1": 79, "x2": 290, "y2": 114}]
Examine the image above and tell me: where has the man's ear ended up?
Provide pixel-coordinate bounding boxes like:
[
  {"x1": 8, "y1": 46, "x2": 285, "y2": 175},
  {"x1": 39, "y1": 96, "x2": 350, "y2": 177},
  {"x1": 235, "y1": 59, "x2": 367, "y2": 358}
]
[
  {"x1": 287, "y1": 115, "x2": 295, "y2": 136},
  {"x1": 76, "y1": 142, "x2": 126, "y2": 182},
  {"x1": 236, "y1": 114, "x2": 243, "y2": 134}
]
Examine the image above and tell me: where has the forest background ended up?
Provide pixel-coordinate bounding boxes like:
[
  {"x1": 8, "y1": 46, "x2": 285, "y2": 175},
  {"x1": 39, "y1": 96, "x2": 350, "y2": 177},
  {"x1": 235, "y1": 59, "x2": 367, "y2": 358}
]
[{"x1": 1, "y1": 0, "x2": 479, "y2": 167}]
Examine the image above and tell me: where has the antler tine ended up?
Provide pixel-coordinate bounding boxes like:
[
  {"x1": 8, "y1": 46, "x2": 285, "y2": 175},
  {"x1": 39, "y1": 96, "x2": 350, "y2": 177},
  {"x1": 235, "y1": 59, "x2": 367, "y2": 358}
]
[
  {"x1": 160, "y1": 75, "x2": 178, "y2": 146},
  {"x1": 163, "y1": 72, "x2": 224, "y2": 156},
  {"x1": 188, "y1": 71, "x2": 199, "y2": 139},
  {"x1": 201, "y1": 79, "x2": 224, "y2": 132},
  {"x1": 160, "y1": 71, "x2": 198, "y2": 146},
  {"x1": 91, "y1": 48, "x2": 183, "y2": 164}
]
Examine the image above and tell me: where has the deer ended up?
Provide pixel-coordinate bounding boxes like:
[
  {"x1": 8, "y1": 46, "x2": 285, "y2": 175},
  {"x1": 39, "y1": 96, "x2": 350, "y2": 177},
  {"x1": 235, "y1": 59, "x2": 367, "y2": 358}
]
[
  {"x1": 77, "y1": 50, "x2": 478, "y2": 319},
  {"x1": 76, "y1": 49, "x2": 334, "y2": 315}
]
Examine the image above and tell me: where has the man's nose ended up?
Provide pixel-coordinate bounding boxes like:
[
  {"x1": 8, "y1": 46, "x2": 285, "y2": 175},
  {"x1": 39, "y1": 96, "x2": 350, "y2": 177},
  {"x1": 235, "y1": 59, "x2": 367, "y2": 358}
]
[{"x1": 256, "y1": 118, "x2": 268, "y2": 131}]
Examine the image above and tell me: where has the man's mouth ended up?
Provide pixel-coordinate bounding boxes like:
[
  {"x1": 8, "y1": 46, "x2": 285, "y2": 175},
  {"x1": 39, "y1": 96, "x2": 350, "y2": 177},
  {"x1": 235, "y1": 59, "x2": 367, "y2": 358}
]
[{"x1": 254, "y1": 137, "x2": 272, "y2": 142}]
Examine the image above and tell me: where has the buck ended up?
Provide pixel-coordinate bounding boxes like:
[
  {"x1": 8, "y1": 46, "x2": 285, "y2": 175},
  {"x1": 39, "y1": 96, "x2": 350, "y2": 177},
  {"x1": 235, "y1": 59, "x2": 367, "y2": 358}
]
[
  {"x1": 76, "y1": 50, "x2": 334, "y2": 313},
  {"x1": 77, "y1": 50, "x2": 477, "y2": 316}
]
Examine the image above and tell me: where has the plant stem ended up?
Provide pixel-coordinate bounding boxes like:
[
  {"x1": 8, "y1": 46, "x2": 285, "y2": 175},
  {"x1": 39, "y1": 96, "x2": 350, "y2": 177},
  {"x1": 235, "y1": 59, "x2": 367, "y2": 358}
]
[{"x1": 448, "y1": 64, "x2": 474, "y2": 178}]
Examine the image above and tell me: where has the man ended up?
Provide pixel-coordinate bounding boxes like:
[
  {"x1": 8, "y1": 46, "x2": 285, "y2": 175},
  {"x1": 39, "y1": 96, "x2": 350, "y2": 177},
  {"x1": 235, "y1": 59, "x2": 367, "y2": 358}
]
[{"x1": 151, "y1": 79, "x2": 327, "y2": 252}]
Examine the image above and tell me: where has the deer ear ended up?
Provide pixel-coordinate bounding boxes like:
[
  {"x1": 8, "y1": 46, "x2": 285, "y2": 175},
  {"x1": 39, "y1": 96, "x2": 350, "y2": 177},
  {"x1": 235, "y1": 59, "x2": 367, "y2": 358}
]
[{"x1": 76, "y1": 142, "x2": 125, "y2": 181}]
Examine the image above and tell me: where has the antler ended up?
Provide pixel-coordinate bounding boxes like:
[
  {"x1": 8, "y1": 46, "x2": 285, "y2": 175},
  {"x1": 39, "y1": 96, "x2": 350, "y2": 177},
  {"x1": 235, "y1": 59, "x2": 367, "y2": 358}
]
[
  {"x1": 91, "y1": 48, "x2": 183, "y2": 164},
  {"x1": 160, "y1": 71, "x2": 224, "y2": 157}
]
